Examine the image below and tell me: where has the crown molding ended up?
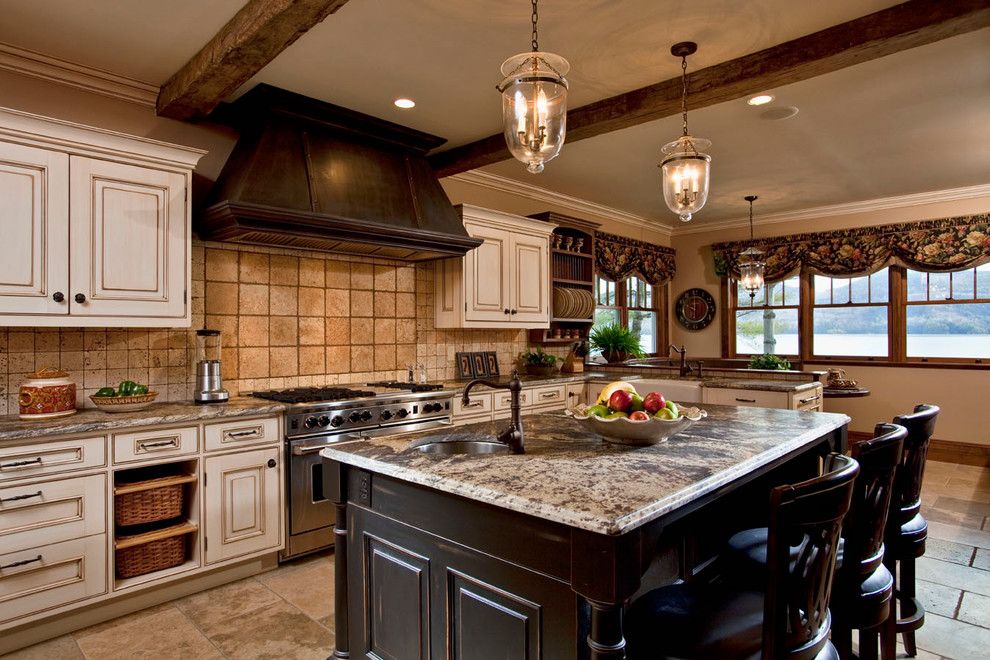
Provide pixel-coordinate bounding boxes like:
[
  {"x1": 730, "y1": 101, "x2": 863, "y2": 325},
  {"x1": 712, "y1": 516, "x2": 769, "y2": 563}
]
[
  {"x1": 447, "y1": 170, "x2": 673, "y2": 238},
  {"x1": 674, "y1": 183, "x2": 990, "y2": 236},
  {"x1": 0, "y1": 42, "x2": 158, "y2": 108}
]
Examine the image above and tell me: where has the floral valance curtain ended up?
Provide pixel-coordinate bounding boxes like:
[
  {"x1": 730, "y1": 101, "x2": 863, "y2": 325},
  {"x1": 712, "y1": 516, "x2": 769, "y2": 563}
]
[
  {"x1": 595, "y1": 232, "x2": 677, "y2": 286},
  {"x1": 712, "y1": 213, "x2": 990, "y2": 280}
]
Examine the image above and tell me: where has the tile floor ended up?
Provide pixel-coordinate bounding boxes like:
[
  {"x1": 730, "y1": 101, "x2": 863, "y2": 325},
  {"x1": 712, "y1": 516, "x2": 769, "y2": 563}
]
[{"x1": 3, "y1": 460, "x2": 988, "y2": 659}]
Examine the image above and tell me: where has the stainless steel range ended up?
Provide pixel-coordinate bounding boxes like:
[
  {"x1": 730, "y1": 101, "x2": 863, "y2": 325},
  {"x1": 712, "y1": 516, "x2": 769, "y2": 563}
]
[{"x1": 251, "y1": 384, "x2": 454, "y2": 560}]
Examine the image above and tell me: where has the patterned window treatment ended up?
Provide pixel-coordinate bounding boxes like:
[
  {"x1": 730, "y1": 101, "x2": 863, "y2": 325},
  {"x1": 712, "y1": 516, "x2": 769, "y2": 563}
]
[
  {"x1": 712, "y1": 214, "x2": 990, "y2": 280},
  {"x1": 594, "y1": 232, "x2": 677, "y2": 286}
]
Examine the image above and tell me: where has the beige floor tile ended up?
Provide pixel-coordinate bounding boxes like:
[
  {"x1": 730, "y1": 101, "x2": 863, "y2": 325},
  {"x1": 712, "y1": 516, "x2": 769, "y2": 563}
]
[
  {"x1": 957, "y1": 591, "x2": 990, "y2": 629},
  {"x1": 933, "y1": 496, "x2": 990, "y2": 519},
  {"x1": 894, "y1": 641, "x2": 940, "y2": 659},
  {"x1": 917, "y1": 556, "x2": 990, "y2": 596},
  {"x1": 916, "y1": 578, "x2": 962, "y2": 618},
  {"x1": 974, "y1": 548, "x2": 990, "y2": 571},
  {"x1": 173, "y1": 576, "x2": 282, "y2": 636},
  {"x1": 915, "y1": 612, "x2": 990, "y2": 659},
  {"x1": 928, "y1": 520, "x2": 990, "y2": 550},
  {"x1": 924, "y1": 537, "x2": 977, "y2": 566},
  {"x1": 73, "y1": 604, "x2": 222, "y2": 660},
  {"x1": 924, "y1": 505, "x2": 986, "y2": 530},
  {"x1": 206, "y1": 600, "x2": 334, "y2": 659},
  {"x1": 1, "y1": 635, "x2": 84, "y2": 660},
  {"x1": 256, "y1": 554, "x2": 335, "y2": 621}
]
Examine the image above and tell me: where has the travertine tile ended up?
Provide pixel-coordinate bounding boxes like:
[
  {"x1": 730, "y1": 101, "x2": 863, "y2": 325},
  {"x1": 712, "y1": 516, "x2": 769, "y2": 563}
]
[
  {"x1": 374, "y1": 319, "x2": 396, "y2": 345},
  {"x1": 298, "y1": 287, "x2": 325, "y2": 317},
  {"x1": 350, "y1": 346, "x2": 373, "y2": 372},
  {"x1": 269, "y1": 285, "x2": 298, "y2": 316},
  {"x1": 928, "y1": 521, "x2": 990, "y2": 550},
  {"x1": 916, "y1": 578, "x2": 961, "y2": 618},
  {"x1": 239, "y1": 347, "x2": 270, "y2": 379},
  {"x1": 173, "y1": 577, "x2": 282, "y2": 636},
  {"x1": 350, "y1": 262, "x2": 374, "y2": 290},
  {"x1": 2, "y1": 635, "x2": 84, "y2": 660},
  {"x1": 239, "y1": 316, "x2": 269, "y2": 347},
  {"x1": 239, "y1": 252, "x2": 270, "y2": 283},
  {"x1": 974, "y1": 548, "x2": 990, "y2": 571},
  {"x1": 914, "y1": 612, "x2": 990, "y2": 658},
  {"x1": 299, "y1": 346, "x2": 326, "y2": 375},
  {"x1": 917, "y1": 556, "x2": 990, "y2": 596},
  {"x1": 326, "y1": 346, "x2": 350, "y2": 374},
  {"x1": 205, "y1": 247, "x2": 238, "y2": 281},
  {"x1": 299, "y1": 317, "x2": 325, "y2": 346},
  {"x1": 73, "y1": 605, "x2": 221, "y2": 660},
  {"x1": 239, "y1": 283, "x2": 270, "y2": 315},
  {"x1": 325, "y1": 289, "x2": 350, "y2": 317},
  {"x1": 374, "y1": 291, "x2": 395, "y2": 317},
  {"x1": 205, "y1": 281, "x2": 238, "y2": 315},
  {"x1": 270, "y1": 254, "x2": 299, "y2": 285},
  {"x1": 325, "y1": 260, "x2": 350, "y2": 288},
  {"x1": 374, "y1": 265, "x2": 396, "y2": 291},
  {"x1": 924, "y1": 537, "x2": 976, "y2": 566},
  {"x1": 205, "y1": 600, "x2": 333, "y2": 659},
  {"x1": 351, "y1": 290, "x2": 373, "y2": 318},
  {"x1": 375, "y1": 344, "x2": 396, "y2": 371},
  {"x1": 269, "y1": 317, "x2": 298, "y2": 347},
  {"x1": 269, "y1": 347, "x2": 298, "y2": 378},
  {"x1": 256, "y1": 554, "x2": 335, "y2": 621},
  {"x1": 957, "y1": 590, "x2": 990, "y2": 629},
  {"x1": 299, "y1": 257, "x2": 325, "y2": 287}
]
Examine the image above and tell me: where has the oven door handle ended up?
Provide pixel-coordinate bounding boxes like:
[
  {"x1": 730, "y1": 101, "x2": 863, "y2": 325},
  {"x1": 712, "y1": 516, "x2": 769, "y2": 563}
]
[{"x1": 292, "y1": 445, "x2": 328, "y2": 456}]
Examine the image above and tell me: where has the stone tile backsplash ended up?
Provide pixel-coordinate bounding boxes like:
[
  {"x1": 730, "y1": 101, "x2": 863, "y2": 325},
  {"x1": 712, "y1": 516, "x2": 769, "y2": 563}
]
[{"x1": 0, "y1": 240, "x2": 566, "y2": 415}]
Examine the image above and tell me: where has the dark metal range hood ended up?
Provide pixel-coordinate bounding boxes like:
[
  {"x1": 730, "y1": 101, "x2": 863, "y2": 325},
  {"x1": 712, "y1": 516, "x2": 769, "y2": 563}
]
[{"x1": 199, "y1": 84, "x2": 481, "y2": 261}]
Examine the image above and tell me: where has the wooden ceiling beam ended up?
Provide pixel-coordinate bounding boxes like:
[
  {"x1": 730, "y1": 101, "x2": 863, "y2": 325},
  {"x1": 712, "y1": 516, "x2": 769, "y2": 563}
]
[
  {"x1": 430, "y1": 0, "x2": 990, "y2": 177},
  {"x1": 157, "y1": 0, "x2": 350, "y2": 121}
]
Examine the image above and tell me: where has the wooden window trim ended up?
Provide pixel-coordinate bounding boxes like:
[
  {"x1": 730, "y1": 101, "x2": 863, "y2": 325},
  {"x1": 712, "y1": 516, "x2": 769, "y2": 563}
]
[
  {"x1": 726, "y1": 276, "x2": 800, "y2": 359},
  {"x1": 596, "y1": 275, "x2": 669, "y2": 357}
]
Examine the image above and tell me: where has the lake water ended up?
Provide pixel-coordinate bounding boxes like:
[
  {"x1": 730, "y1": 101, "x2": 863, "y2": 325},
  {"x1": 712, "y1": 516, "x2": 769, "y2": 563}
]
[{"x1": 737, "y1": 334, "x2": 990, "y2": 359}]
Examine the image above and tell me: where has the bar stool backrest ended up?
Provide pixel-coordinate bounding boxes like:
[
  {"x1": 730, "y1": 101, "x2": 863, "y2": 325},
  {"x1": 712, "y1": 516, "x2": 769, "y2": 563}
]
[
  {"x1": 842, "y1": 423, "x2": 906, "y2": 575},
  {"x1": 763, "y1": 453, "x2": 859, "y2": 660},
  {"x1": 890, "y1": 404, "x2": 940, "y2": 525}
]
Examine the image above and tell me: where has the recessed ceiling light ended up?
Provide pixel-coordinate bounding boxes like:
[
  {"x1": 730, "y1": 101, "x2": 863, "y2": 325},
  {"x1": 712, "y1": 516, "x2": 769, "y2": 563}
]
[
  {"x1": 760, "y1": 106, "x2": 800, "y2": 121},
  {"x1": 747, "y1": 94, "x2": 774, "y2": 106},
  {"x1": 393, "y1": 98, "x2": 416, "y2": 109}
]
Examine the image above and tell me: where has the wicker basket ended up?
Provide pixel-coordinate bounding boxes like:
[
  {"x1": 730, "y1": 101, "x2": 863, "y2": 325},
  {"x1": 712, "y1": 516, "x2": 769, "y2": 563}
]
[
  {"x1": 115, "y1": 522, "x2": 196, "y2": 579},
  {"x1": 114, "y1": 474, "x2": 195, "y2": 527}
]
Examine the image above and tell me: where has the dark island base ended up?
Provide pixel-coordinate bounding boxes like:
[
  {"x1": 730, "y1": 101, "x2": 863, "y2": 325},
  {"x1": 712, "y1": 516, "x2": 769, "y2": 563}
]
[{"x1": 327, "y1": 427, "x2": 842, "y2": 659}]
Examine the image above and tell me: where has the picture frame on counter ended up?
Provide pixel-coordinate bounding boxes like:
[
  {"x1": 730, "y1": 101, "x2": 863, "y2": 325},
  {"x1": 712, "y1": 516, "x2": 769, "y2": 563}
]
[
  {"x1": 472, "y1": 353, "x2": 489, "y2": 378},
  {"x1": 456, "y1": 352, "x2": 475, "y2": 379},
  {"x1": 484, "y1": 351, "x2": 499, "y2": 376}
]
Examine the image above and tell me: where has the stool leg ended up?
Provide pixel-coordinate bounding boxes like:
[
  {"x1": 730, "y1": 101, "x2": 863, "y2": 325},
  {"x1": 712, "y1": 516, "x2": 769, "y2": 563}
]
[
  {"x1": 901, "y1": 556, "x2": 918, "y2": 657},
  {"x1": 882, "y1": 554, "x2": 898, "y2": 660},
  {"x1": 860, "y1": 627, "x2": 879, "y2": 660},
  {"x1": 832, "y1": 623, "x2": 852, "y2": 660}
]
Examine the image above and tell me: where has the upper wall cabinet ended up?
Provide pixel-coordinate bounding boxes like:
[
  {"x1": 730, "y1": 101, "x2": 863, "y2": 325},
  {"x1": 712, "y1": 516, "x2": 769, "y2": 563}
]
[
  {"x1": 0, "y1": 108, "x2": 205, "y2": 327},
  {"x1": 435, "y1": 205, "x2": 553, "y2": 329}
]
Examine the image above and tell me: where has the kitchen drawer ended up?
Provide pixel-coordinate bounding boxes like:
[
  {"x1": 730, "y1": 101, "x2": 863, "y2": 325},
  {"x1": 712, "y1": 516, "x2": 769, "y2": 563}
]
[
  {"x1": 794, "y1": 388, "x2": 824, "y2": 412},
  {"x1": 530, "y1": 384, "x2": 567, "y2": 409},
  {"x1": 205, "y1": 416, "x2": 279, "y2": 452},
  {"x1": 0, "y1": 534, "x2": 107, "y2": 624},
  {"x1": 0, "y1": 474, "x2": 106, "y2": 554},
  {"x1": 493, "y1": 389, "x2": 531, "y2": 412},
  {"x1": 706, "y1": 388, "x2": 788, "y2": 409},
  {"x1": 0, "y1": 436, "x2": 106, "y2": 483},
  {"x1": 565, "y1": 383, "x2": 587, "y2": 407},
  {"x1": 452, "y1": 391, "x2": 493, "y2": 418},
  {"x1": 113, "y1": 426, "x2": 198, "y2": 464}
]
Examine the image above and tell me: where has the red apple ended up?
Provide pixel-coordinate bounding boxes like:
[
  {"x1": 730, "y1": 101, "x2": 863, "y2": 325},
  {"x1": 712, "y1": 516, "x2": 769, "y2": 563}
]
[
  {"x1": 629, "y1": 410, "x2": 650, "y2": 422},
  {"x1": 643, "y1": 391, "x2": 666, "y2": 414},
  {"x1": 608, "y1": 389, "x2": 634, "y2": 413}
]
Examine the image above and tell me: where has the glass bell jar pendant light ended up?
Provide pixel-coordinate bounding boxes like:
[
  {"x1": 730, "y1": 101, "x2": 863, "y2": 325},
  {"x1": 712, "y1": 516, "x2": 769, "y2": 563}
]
[
  {"x1": 659, "y1": 42, "x2": 711, "y2": 222},
  {"x1": 497, "y1": 0, "x2": 569, "y2": 174},
  {"x1": 738, "y1": 195, "x2": 766, "y2": 299}
]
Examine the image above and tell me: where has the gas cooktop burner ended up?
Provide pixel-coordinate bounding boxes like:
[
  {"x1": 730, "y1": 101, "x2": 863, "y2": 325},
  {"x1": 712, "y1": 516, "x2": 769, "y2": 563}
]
[
  {"x1": 367, "y1": 380, "x2": 445, "y2": 392},
  {"x1": 252, "y1": 387, "x2": 377, "y2": 404}
]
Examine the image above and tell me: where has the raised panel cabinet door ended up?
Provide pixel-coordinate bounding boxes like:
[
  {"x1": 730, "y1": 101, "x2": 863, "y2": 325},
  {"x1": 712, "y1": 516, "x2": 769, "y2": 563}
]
[
  {"x1": 509, "y1": 233, "x2": 549, "y2": 324},
  {"x1": 463, "y1": 221, "x2": 510, "y2": 322},
  {"x1": 68, "y1": 157, "x2": 187, "y2": 319},
  {"x1": 204, "y1": 447, "x2": 282, "y2": 564},
  {"x1": 0, "y1": 142, "x2": 69, "y2": 315}
]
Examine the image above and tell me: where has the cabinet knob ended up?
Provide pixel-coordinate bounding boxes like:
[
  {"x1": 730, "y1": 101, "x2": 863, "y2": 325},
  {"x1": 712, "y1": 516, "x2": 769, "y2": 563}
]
[
  {"x1": 510, "y1": 309, "x2": 518, "y2": 315},
  {"x1": 52, "y1": 292, "x2": 65, "y2": 303},
  {"x1": 74, "y1": 293, "x2": 87, "y2": 304},
  {"x1": 267, "y1": 458, "x2": 277, "y2": 468},
  {"x1": 504, "y1": 308, "x2": 511, "y2": 314}
]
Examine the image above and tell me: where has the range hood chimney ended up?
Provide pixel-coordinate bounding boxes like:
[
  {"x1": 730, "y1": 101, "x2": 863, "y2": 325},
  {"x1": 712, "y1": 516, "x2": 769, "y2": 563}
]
[{"x1": 199, "y1": 85, "x2": 481, "y2": 261}]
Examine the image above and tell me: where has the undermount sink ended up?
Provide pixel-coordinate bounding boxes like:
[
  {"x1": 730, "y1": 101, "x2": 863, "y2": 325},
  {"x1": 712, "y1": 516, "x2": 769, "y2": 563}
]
[{"x1": 410, "y1": 440, "x2": 510, "y2": 455}]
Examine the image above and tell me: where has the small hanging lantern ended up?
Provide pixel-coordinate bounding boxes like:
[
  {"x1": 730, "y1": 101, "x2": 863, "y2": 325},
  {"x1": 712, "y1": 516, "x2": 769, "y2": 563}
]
[
  {"x1": 739, "y1": 195, "x2": 765, "y2": 299},
  {"x1": 659, "y1": 42, "x2": 711, "y2": 222},
  {"x1": 497, "y1": 0, "x2": 569, "y2": 174}
]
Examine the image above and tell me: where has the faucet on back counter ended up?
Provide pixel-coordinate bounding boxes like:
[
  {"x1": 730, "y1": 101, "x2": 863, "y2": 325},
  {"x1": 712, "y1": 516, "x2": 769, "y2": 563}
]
[
  {"x1": 669, "y1": 345, "x2": 704, "y2": 378},
  {"x1": 462, "y1": 370, "x2": 526, "y2": 454}
]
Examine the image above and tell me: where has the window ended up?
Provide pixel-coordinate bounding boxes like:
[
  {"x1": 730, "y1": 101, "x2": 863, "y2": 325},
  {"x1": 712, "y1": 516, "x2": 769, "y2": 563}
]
[
  {"x1": 906, "y1": 264, "x2": 990, "y2": 359},
  {"x1": 730, "y1": 274, "x2": 800, "y2": 355},
  {"x1": 812, "y1": 268, "x2": 889, "y2": 357},
  {"x1": 593, "y1": 274, "x2": 667, "y2": 355}
]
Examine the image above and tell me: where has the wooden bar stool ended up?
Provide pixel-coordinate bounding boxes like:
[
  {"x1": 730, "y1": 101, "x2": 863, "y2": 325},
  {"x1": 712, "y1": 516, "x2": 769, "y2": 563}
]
[
  {"x1": 625, "y1": 454, "x2": 859, "y2": 660},
  {"x1": 830, "y1": 422, "x2": 906, "y2": 660},
  {"x1": 883, "y1": 404, "x2": 940, "y2": 658}
]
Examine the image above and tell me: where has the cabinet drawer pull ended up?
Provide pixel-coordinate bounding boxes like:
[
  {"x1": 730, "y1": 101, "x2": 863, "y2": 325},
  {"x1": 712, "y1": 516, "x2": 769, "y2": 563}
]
[
  {"x1": 0, "y1": 490, "x2": 42, "y2": 504},
  {"x1": 464, "y1": 401, "x2": 484, "y2": 408},
  {"x1": 74, "y1": 293, "x2": 86, "y2": 304},
  {"x1": 52, "y1": 291, "x2": 65, "y2": 303},
  {"x1": 540, "y1": 392, "x2": 558, "y2": 399},
  {"x1": 799, "y1": 395, "x2": 822, "y2": 404},
  {"x1": 735, "y1": 398, "x2": 757, "y2": 403},
  {"x1": 1, "y1": 554, "x2": 42, "y2": 570},
  {"x1": 138, "y1": 437, "x2": 179, "y2": 451},
  {"x1": 227, "y1": 428, "x2": 261, "y2": 439},
  {"x1": 0, "y1": 457, "x2": 43, "y2": 469}
]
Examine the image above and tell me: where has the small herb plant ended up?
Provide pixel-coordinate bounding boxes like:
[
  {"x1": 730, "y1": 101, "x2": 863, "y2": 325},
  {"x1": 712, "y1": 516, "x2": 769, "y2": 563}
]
[
  {"x1": 589, "y1": 323, "x2": 645, "y2": 359},
  {"x1": 520, "y1": 348, "x2": 559, "y2": 366},
  {"x1": 747, "y1": 353, "x2": 792, "y2": 370}
]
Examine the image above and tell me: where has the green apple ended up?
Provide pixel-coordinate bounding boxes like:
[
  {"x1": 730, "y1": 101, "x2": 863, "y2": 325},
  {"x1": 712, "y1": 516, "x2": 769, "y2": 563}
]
[
  {"x1": 664, "y1": 401, "x2": 679, "y2": 418},
  {"x1": 654, "y1": 408, "x2": 675, "y2": 420},
  {"x1": 629, "y1": 393, "x2": 645, "y2": 412},
  {"x1": 605, "y1": 411, "x2": 628, "y2": 420},
  {"x1": 587, "y1": 404, "x2": 610, "y2": 418}
]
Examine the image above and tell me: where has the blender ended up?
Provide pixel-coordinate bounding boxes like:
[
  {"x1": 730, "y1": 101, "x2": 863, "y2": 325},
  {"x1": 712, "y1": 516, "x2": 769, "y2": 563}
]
[{"x1": 194, "y1": 328, "x2": 229, "y2": 403}]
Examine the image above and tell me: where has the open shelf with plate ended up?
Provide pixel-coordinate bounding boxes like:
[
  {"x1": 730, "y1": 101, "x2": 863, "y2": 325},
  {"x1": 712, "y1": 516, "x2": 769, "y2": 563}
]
[{"x1": 527, "y1": 212, "x2": 600, "y2": 346}]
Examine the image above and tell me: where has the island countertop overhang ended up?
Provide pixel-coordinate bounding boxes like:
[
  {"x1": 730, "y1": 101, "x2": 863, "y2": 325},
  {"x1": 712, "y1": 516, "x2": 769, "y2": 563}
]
[{"x1": 321, "y1": 406, "x2": 849, "y2": 536}]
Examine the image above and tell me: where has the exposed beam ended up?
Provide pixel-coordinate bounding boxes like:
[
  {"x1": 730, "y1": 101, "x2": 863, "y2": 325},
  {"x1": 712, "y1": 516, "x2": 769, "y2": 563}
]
[
  {"x1": 157, "y1": 0, "x2": 350, "y2": 120},
  {"x1": 430, "y1": 0, "x2": 990, "y2": 177}
]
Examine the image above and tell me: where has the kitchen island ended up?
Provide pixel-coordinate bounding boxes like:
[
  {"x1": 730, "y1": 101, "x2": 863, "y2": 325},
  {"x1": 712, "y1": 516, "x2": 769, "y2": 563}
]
[{"x1": 322, "y1": 405, "x2": 849, "y2": 659}]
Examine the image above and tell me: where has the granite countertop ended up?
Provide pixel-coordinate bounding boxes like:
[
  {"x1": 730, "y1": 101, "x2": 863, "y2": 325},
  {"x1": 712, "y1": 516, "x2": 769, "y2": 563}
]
[
  {"x1": 701, "y1": 379, "x2": 821, "y2": 393},
  {"x1": 0, "y1": 397, "x2": 286, "y2": 443},
  {"x1": 321, "y1": 406, "x2": 849, "y2": 536},
  {"x1": 441, "y1": 372, "x2": 639, "y2": 393}
]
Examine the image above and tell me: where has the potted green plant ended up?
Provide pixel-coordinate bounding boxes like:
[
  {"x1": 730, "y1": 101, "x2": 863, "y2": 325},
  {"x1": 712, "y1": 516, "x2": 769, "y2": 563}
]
[
  {"x1": 519, "y1": 348, "x2": 560, "y2": 376},
  {"x1": 589, "y1": 323, "x2": 645, "y2": 363},
  {"x1": 746, "y1": 353, "x2": 792, "y2": 370}
]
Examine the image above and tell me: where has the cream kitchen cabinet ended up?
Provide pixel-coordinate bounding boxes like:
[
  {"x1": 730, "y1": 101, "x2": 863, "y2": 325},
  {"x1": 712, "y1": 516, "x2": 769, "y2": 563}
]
[
  {"x1": 0, "y1": 107, "x2": 204, "y2": 327},
  {"x1": 702, "y1": 383, "x2": 824, "y2": 412},
  {"x1": 435, "y1": 205, "x2": 553, "y2": 329}
]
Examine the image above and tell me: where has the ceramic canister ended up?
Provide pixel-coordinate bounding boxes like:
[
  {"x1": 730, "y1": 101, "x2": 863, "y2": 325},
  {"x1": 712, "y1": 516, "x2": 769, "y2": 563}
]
[{"x1": 18, "y1": 368, "x2": 77, "y2": 420}]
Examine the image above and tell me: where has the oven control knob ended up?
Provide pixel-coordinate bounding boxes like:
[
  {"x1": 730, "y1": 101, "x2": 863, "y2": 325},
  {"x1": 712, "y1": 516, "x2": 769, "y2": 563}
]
[
  {"x1": 348, "y1": 411, "x2": 362, "y2": 423},
  {"x1": 330, "y1": 415, "x2": 344, "y2": 427},
  {"x1": 381, "y1": 409, "x2": 393, "y2": 420},
  {"x1": 423, "y1": 403, "x2": 437, "y2": 413},
  {"x1": 360, "y1": 410, "x2": 373, "y2": 421},
  {"x1": 317, "y1": 415, "x2": 331, "y2": 427},
  {"x1": 303, "y1": 416, "x2": 319, "y2": 429},
  {"x1": 396, "y1": 408, "x2": 409, "y2": 418}
]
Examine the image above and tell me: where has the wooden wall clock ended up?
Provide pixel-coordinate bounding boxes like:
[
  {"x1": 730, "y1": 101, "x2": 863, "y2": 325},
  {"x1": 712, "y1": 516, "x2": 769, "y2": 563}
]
[{"x1": 675, "y1": 288, "x2": 716, "y2": 331}]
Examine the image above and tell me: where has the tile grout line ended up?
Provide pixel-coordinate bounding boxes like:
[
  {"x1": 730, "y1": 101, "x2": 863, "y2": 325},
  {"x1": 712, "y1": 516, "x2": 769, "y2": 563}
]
[
  {"x1": 167, "y1": 603, "x2": 232, "y2": 660},
  {"x1": 952, "y1": 590, "x2": 964, "y2": 620}
]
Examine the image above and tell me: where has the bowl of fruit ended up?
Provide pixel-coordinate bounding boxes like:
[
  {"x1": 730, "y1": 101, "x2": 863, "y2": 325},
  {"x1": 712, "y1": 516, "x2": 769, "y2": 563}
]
[
  {"x1": 89, "y1": 381, "x2": 158, "y2": 413},
  {"x1": 565, "y1": 381, "x2": 706, "y2": 446}
]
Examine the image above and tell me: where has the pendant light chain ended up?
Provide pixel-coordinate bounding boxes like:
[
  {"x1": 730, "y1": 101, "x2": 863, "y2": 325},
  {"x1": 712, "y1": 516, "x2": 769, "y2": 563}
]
[
  {"x1": 531, "y1": 0, "x2": 539, "y2": 52},
  {"x1": 748, "y1": 198, "x2": 755, "y2": 240},
  {"x1": 680, "y1": 55, "x2": 689, "y2": 136}
]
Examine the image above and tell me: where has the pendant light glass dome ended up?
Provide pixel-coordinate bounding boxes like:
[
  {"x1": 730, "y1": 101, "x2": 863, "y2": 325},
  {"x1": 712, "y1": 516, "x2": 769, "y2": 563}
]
[
  {"x1": 659, "y1": 42, "x2": 711, "y2": 222},
  {"x1": 497, "y1": 1, "x2": 569, "y2": 174},
  {"x1": 739, "y1": 195, "x2": 765, "y2": 299}
]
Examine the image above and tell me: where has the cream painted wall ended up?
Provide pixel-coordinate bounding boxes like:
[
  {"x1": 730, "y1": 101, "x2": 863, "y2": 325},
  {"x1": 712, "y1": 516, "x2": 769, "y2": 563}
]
[{"x1": 669, "y1": 194, "x2": 990, "y2": 444}]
